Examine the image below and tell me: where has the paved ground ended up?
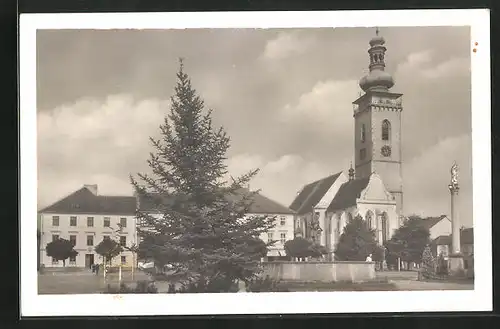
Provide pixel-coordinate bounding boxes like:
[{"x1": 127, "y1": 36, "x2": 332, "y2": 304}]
[
  {"x1": 376, "y1": 270, "x2": 418, "y2": 281},
  {"x1": 38, "y1": 270, "x2": 151, "y2": 294},
  {"x1": 391, "y1": 280, "x2": 473, "y2": 290},
  {"x1": 38, "y1": 270, "x2": 473, "y2": 294}
]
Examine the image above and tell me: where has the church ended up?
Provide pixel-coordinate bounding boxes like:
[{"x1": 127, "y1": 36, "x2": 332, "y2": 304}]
[{"x1": 289, "y1": 30, "x2": 404, "y2": 259}]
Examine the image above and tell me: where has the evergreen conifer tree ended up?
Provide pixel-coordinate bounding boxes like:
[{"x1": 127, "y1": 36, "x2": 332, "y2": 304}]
[
  {"x1": 131, "y1": 60, "x2": 276, "y2": 292},
  {"x1": 421, "y1": 245, "x2": 436, "y2": 278}
]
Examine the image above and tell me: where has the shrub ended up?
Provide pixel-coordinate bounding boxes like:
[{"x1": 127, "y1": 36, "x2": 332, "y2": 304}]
[
  {"x1": 104, "y1": 281, "x2": 157, "y2": 294},
  {"x1": 246, "y1": 276, "x2": 289, "y2": 292},
  {"x1": 170, "y1": 277, "x2": 239, "y2": 293}
]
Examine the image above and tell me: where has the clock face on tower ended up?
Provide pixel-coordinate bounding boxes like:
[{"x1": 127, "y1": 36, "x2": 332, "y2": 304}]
[{"x1": 381, "y1": 145, "x2": 392, "y2": 157}]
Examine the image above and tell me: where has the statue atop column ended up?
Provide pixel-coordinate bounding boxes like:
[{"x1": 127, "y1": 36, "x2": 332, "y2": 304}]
[
  {"x1": 448, "y1": 161, "x2": 464, "y2": 276},
  {"x1": 450, "y1": 162, "x2": 459, "y2": 189}
]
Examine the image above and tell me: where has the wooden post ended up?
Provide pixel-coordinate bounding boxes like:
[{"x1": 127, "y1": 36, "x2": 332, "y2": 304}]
[{"x1": 131, "y1": 253, "x2": 135, "y2": 281}]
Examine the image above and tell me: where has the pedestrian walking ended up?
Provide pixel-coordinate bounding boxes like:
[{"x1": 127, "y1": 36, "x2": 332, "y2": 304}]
[
  {"x1": 91, "y1": 264, "x2": 95, "y2": 273},
  {"x1": 95, "y1": 263, "x2": 100, "y2": 276}
]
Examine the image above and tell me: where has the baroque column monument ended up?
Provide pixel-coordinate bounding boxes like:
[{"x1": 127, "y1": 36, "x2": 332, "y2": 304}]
[{"x1": 448, "y1": 162, "x2": 464, "y2": 276}]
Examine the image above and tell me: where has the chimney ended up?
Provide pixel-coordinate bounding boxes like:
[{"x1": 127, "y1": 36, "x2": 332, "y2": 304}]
[{"x1": 84, "y1": 184, "x2": 98, "y2": 195}]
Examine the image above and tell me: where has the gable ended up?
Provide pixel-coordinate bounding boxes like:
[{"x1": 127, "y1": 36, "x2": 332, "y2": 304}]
[{"x1": 358, "y1": 174, "x2": 394, "y2": 202}]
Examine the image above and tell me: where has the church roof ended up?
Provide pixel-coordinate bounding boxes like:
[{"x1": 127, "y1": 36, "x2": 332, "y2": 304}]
[
  {"x1": 39, "y1": 186, "x2": 137, "y2": 216},
  {"x1": 289, "y1": 172, "x2": 343, "y2": 214},
  {"x1": 327, "y1": 177, "x2": 370, "y2": 212}
]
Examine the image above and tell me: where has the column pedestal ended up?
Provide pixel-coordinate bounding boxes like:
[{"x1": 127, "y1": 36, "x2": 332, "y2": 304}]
[{"x1": 448, "y1": 253, "x2": 465, "y2": 277}]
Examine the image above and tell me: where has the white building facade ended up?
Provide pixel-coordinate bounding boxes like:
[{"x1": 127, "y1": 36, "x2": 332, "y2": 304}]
[{"x1": 39, "y1": 185, "x2": 138, "y2": 268}]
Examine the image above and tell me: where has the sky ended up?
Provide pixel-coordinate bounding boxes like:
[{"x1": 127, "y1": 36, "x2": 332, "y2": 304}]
[{"x1": 36, "y1": 27, "x2": 473, "y2": 226}]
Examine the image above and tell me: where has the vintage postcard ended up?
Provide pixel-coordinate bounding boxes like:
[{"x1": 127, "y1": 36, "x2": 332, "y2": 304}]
[{"x1": 20, "y1": 9, "x2": 491, "y2": 316}]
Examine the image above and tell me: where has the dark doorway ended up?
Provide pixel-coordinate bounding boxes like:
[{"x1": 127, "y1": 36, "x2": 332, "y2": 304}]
[{"x1": 85, "y1": 254, "x2": 94, "y2": 268}]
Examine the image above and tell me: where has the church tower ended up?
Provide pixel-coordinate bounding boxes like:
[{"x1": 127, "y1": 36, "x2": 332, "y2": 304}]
[{"x1": 352, "y1": 28, "x2": 404, "y2": 214}]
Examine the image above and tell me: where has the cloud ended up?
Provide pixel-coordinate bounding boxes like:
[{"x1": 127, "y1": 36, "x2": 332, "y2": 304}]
[
  {"x1": 403, "y1": 133, "x2": 473, "y2": 226},
  {"x1": 227, "y1": 153, "x2": 341, "y2": 207},
  {"x1": 261, "y1": 31, "x2": 316, "y2": 61},
  {"x1": 280, "y1": 79, "x2": 359, "y2": 128},
  {"x1": 395, "y1": 50, "x2": 469, "y2": 82},
  {"x1": 421, "y1": 57, "x2": 470, "y2": 79},
  {"x1": 37, "y1": 94, "x2": 168, "y2": 208}
]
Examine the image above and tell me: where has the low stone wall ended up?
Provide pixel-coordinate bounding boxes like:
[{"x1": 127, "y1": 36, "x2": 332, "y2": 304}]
[{"x1": 261, "y1": 261, "x2": 376, "y2": 283}]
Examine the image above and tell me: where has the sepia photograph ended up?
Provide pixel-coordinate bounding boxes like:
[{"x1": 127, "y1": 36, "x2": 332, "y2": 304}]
[{"x1": 20, "y1": 10, "x2": 491, "y2": 316}]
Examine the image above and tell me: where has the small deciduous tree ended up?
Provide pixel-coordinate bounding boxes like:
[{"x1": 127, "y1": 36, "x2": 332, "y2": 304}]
[
  {"x1": 385, "y1": 215, "x2": 430, "y2": 267},
  {"x1": 334, "y1": 215, "x2": 380, "y2": 261},
  {"x1": 284, "y1": 237, "x2": 328, "y2": 260},
  {"x1": 45, "y1": 238, "x2": 78, "y2": 267},
  {"x1": 284, "y1": 237, "x2": 313, "y2": 259},
  {"x1": 95, "y1": 238, "x2": 122, "y2": 265}
]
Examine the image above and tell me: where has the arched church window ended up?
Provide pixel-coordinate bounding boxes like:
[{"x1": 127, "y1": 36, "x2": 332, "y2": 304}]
[
  {"x1": 382, "y1": 119, "x2": 391, "y2": 141},
  {"x1": 381, "y1": 213, "x2": 389, "y2": 243},
  {"x1": 365, "y1": 211, "x2": 373, "y2": 230},
  {"x1": 361, "y1": 124, "x2": 366, "y2": 143},
  {"x1": 347, "y1": 212, "x2": 353, "y2": 223}
]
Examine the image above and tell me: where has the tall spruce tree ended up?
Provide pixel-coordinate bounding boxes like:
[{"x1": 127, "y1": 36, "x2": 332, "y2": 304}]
[{"x1": 131, "y1": 60, "x2": 276, "y2": 292}]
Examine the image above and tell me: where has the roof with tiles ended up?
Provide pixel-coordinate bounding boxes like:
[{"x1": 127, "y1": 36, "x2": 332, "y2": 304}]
[
  {"x1": 39, "y1": 186, "x2": 136, "y2": 216},
  {"x1": 414, "y1": 215, "x2": 449, "y2": 230},
  {"x1": 137, "y1": 187, "x2": 296, "y2": 215},
  {"x1": 289, "y1": 172, "x2": 343, "y2": 214},
  {"x1": 327, "y1": 177, "x2": 370, "y2": 212}
]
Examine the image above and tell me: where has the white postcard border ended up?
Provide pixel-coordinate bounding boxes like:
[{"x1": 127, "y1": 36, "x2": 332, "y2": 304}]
[{"x1": 20, "y1": 9, "x2": 491, "y2": 316}]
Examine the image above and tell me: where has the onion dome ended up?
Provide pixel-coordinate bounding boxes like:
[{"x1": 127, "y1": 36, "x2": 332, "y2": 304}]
[{"x1": 359, "y1": 28, "x2": 395, "y2": 92}]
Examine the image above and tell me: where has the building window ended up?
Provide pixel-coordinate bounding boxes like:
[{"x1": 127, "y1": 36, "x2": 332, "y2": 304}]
[
  {"x1": 69, "y1": 235, "x2": 76, "y2": 246},
  {"x1": 52, "y1": 234, "x2": 59, "y2": 242},
  {"x1": 280, "y1": 233, "x2": 287, "y2": 244},
  {"x1": 103, "y1": 235, "x2": 110, "y2": 241},
  {"x1": 51, "y1": 257, "x2": 58, "y2": 265},
  {"x1": 120, "y1": 236, "x2": 127, "y2": 247},
  {"x1": 87, "y1": 235, "x2": 94, "y2": 246},
  {"x1": 103, "y1": 217, "x2": 111, "y2": 227},
  {"x1": 360, "y1": 148, "x2": 366, "y2": 160},
  {"x1": 361, "y1": 123, "x2": 366, "y2": 143},
  {"x1": 366, "y1": 211, "x2": 373, "y2": 230},
  {"x1": 120, "y1": 217, "x2": 127, "y2": 228},
  {"x1": 70, "y1": 216, "x2": 77, "y2": 226},
  {"x1": 121, "y1": 256, "x2": 127, "y2": 265},
  {"x1": 69, "y1": 254, "x2": 76, "y2": 264},
  {"x1": 280, "y1": 216, "x2": 286, "y2": 226},
  {"x1": 382, "y1": 119, "x2": 391, "y2": 141},
  {"x1": 52, "y1": 216, "x2": 59, "y2": 227},
  {"x1": 268, "y1": 232, "x2": 273, "y2": 242},
  {"x1": 87, "y1": 217, "x2": 94, "y2": 227},
  {"x1": 381, "y1": 213, "x2": 389, "y2": 243}
]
